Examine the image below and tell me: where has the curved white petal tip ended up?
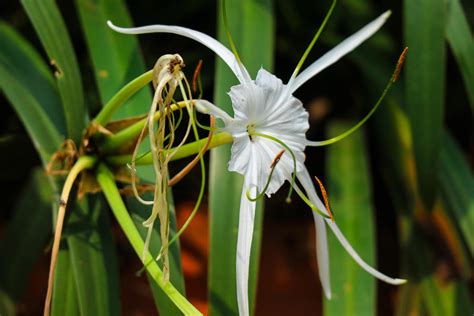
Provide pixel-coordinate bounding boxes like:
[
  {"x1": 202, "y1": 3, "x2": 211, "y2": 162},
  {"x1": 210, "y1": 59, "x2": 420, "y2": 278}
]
[
  {"x1": 391, "y1": 278, "x2": 408, "y2": 285},
  {"x1": 107, "y1": 20, "x2": 117, "y2": 30},
  {"x1": 195, "y1": 99, "x2": 233, "y2": 125},
  {"x1": 382, "y1": 10, "x2": 392, "y2": 19}
]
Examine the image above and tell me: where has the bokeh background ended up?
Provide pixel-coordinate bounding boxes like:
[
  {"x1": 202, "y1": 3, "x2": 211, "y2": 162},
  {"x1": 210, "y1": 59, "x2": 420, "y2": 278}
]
[{"x1": 0, "y1": 0, "x2": 472, "y2": 315}]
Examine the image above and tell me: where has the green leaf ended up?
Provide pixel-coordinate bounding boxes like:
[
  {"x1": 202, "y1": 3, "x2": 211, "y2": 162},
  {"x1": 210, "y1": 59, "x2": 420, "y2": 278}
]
[
  {"x1": 0, "y1": 287, "x2": 15, "y2": 316},
  {"x1": 21, "y1": 0, "x2": 86, "y2": 142},
  {"x1": 0, "y1": 23, "x2": 63, "y2": 163},
  {"x1": 52, "y1": 249, "x2": 80, "y2": 316},
  {"x1": 127, "y1": 192, "x2": 186, "y2": 316},
  {"x1": 324, "y1": 121, "x2": 375, "y2": 316},
  {"x1": 65, "y1": 196, "x2": 120, "y2": 316},
  {"x1": 439, "y1": 131, "x2": 474, "y2": 256},
  {"x1": 403, "y1": 0, "x2": 446, "y2": 210},
  {"x1": 0, "y1": 169, "x2": 53, "y2": 302},
  {"x1": 0, "y1": 22, "x2": 66, "y2": 135},
  {"x1": 75, "y1": 0, "x2": 152, "y2": 118},
  {"x1": 439, "y1": 280, "x2": 473, "y2": 315},
  {"x1": 96, "y1": 164, "x2": 201, "y2": 315},
  {"x1": 446, "y1": 0, "x2": 474, "y2": 111},
  {"x1": 209, "y1": 0, "x2": 274, "y2": 314}
]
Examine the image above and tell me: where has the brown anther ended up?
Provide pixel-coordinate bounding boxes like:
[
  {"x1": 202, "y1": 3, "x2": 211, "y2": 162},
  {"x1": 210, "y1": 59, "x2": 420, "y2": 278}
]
[
  {"x1": 169, "y1": 55, "x2": 185, "y2": 74},
  {"x1": 314, "y1": 176, "x2": 335, "y2": 222},
  {"x1": 393, "y1": 47, "x2": 408, "y2": 83},
  {"x1": 192, "y1": 60, "x2": 203, "y2": 93},
  {"x1": 271, "y1": 149, "x2": 286, "y2": 168}
]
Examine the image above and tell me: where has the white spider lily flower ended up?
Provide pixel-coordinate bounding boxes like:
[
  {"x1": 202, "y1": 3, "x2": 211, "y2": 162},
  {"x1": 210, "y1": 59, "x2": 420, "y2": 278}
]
[{"x1": 109, "y1": 10, "x2": 406, "y2": 316}]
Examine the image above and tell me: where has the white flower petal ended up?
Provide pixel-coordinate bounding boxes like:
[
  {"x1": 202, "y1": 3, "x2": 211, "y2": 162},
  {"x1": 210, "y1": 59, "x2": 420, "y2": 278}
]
[
  {"x1": 229, "y1": 80, "x2": 267, "y2": 122},
  {"x1": 325, "y1": 220, "x2": 407, "y2": 285},
  {"x1": 229, "y1": 135, "x2": 304, "y2": 196},
  {"x1": 296, "y1": 167, "x2": 406, "y2": 287},
  {"x1": 236, "y1": 185, "x2": 257, "y2": 316},
  {"x1": 229, "y1": 136, "x2": 253, "y2": 176},
  {"x1": 195, "y1": 100, "x2": 233, "y2": 125},
  {"x1": 313, "y1": 213, "x2": 331, "y2": 299},
  {"x1": 295, "y1": 170, "x2": 332, "y2": 298},
  {"x1": 288, "y1": 11, "x2": 391, "y2": 93},
  {"x1": 107, "y1": 21, "x2": 250, "y2": 83}
]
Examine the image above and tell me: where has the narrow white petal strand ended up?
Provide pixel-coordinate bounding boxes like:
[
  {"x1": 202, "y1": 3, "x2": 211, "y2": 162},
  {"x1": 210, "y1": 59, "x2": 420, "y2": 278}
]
[
  {"x1": 296, "y1": 170, "x2": 331, "y2": 298},
  {"x1": 236, "y1": 186, "x2": 257, "y2": 316},
  {"x1": 313, "y1": 213, "x2": 332, "y2": 299},
  {"x1": 195, "y1": 100, "x2": 233, "y2": 125},
  {"x1": 107, "y1": 21, "x2": 248, "y2": 83},
  {"x1": 288, "y1": 11, "x2": 391, "y2": 93},
  {"x1": 297, "y1": 168, "x2": 406, "y2": 286},
  {"x1": 326, "y1": 220, "x2": 407, "y2": 285}
]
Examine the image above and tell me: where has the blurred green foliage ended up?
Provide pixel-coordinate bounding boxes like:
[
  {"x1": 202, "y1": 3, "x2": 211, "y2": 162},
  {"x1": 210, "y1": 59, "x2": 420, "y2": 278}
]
[{"x1": 0, "y1": 0, "x2": 472, "y2": 315}]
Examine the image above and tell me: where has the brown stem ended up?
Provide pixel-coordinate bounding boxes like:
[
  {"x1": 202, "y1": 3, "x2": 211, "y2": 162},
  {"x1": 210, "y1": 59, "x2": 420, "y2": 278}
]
[
  {"x1": 168, "y1": 116, "x2": 215, "y2": 187},
  {"x1": 43, "y1": 156, "x2": 95, "y2": 316}
]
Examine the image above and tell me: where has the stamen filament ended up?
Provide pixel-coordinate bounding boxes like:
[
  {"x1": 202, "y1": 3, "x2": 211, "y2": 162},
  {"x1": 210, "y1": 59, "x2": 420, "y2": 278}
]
[
  {"x1": 291, "y1": 0, "x2": 337, "y2": 78},
  {"x1": 192, "y1": 60, "x2": 203, "y2": 95},
  {"x1": 251, "y1": 132, "x2": 297, "y2": 201},
  {"x1": 169, "y1": 117, "x2": 215, "y2": 186},
  {"x1": 294, "y1": 184, "x2": 331, "y2": 219},
  {"x1": 306, "y1": 48, "x2": 408, "y2": 147},
  {"x1": 193, "y1": 106, "x2": 215, "y2": 132},
  {"x1": 222, "y1": 0, "x2": 242, "y2": 64},
  {"x1": 152, "y1": 78, "x2": 208, "y2": 260},
  {"x1": 246, "y1": 149, "x2": 286, "y2": 202}
]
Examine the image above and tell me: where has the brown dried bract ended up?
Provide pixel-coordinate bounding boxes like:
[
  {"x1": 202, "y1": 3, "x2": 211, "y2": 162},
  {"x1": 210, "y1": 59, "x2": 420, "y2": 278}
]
[{"x1": 46, "y1": 140, "x2": 78, "y2": 176}]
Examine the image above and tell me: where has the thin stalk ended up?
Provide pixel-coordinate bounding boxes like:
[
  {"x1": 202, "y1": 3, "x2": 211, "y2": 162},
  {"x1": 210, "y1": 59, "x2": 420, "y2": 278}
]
[
  {"x1": 100, "y1": 100, "x2": 192, "y2": 153},
  {"x1": 306, "y1": 47, "x2": 408, "y2": 147},
  {"x1": 93, "y1": 70, "x2": 153, "y2": 125},
  {"x1": 169, "y1": 117, "x2": 215, "y2": 186},
  {"x1": 106, "y1": 132, "x2": 234, "y2": 166},
  {"x1": 291, "y1": 0, "x2": 337, "y2": 78},
  {"x1": 95, "y1": 163, "x2": 202, "y2": 316},
  {"x1": 44, "y1": 156, "x2": 97, "y2": 316}
]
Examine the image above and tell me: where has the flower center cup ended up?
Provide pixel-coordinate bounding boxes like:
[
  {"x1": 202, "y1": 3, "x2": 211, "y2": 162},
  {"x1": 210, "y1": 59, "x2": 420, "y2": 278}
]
[{"x1": 246, "y1": 123, "x2": 257, "y2": 141}]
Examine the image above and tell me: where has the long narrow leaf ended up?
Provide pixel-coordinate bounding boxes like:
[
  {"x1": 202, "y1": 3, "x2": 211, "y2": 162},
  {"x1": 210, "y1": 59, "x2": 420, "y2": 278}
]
[
  {"x1": 404, "y1": 0, "x2": 446, "y2": 210},
  {"x1": 0, "y1": 22, "x2": 66, "y2": 135},
  {"x1": 209, "y1": 0, "x2": 274, "y2": 314},
  {"x1": 75, "y1": 0, "x2": 152, "y2": 118},
  {"x1": 439, "y1": 131, "x2": 474, "y2": 256},
  {"x1": 21, "y1": 0, "x2": 86, "y2": 141},
  {"x1": 0, "y1": 23, "x2": 63, "y2": 163},
  {"x1": 0, "y1": 169, "x2": 53, "y2": 302},
  {"x1": 446, "y1": 0, "x2": 474, "y2": 111},
  {"x1": 66, "y1": 197, "x2": 120, "y2": 316},
  {"x1": 52, "y1": 249, "x2": 80, "y2": 316},
  {"x1": 324, "y1": 122, "x2": 375, "y2": 316}
]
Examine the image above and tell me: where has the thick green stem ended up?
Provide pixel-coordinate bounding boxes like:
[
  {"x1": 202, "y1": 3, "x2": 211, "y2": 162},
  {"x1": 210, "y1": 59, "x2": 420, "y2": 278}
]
[
  {"x1": 93, "y1": 70, "x2": 153, "y2": 125},
  {"x1": 106, "y1": 132, "x2": 234, "y2": 166},
  {"x1": 95, "y1": 164, "x2": 202, "y2": 316},
  {"x1": 100, "y1": 101, "x2": 192, "y2": 154}
]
